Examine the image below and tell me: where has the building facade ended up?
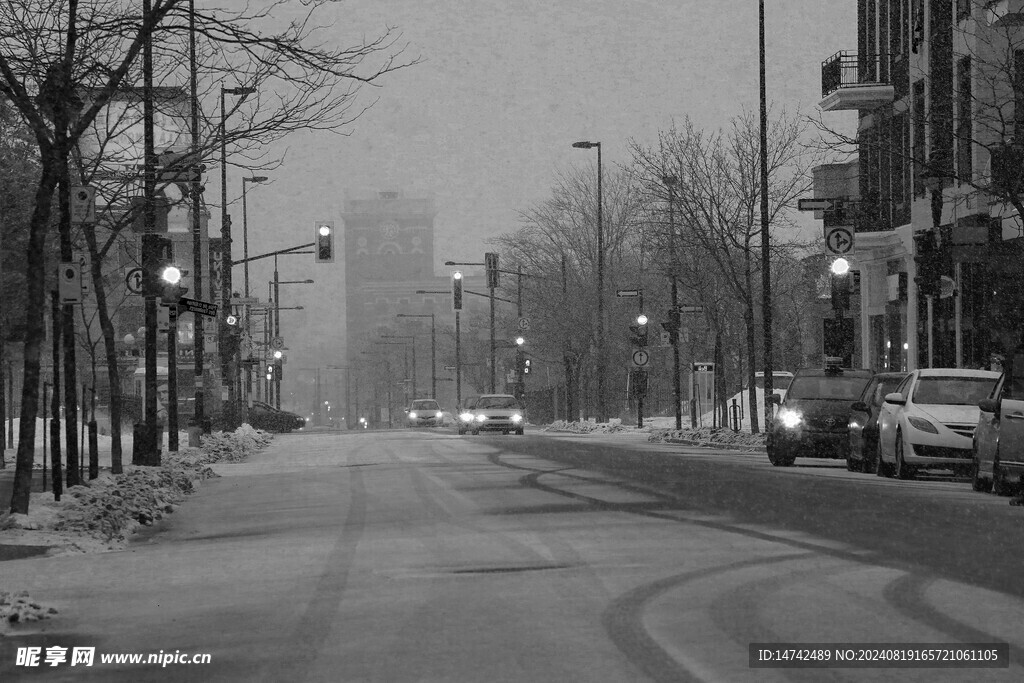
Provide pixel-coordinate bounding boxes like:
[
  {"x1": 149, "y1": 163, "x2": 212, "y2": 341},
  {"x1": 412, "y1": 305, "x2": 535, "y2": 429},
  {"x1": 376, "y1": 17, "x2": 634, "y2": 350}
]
[{"x1": 817, "y1": 0, "x2": 1024, "y2": 372}]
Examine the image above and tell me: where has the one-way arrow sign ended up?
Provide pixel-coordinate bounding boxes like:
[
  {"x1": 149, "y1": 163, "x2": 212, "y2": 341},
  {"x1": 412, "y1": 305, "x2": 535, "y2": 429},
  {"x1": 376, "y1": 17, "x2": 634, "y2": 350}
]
[
  {"x1": 797, "y1": 198, "x2": 837, "y2": 212},
  {"x1": 179, "y1": 297, "x2": 218, "y2": 317}
]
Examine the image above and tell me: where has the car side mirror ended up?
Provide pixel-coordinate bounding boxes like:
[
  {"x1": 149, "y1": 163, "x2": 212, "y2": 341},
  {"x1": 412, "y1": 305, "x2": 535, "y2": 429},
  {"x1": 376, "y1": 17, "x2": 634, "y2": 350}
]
[
  {"x1": 850, "y1": 401, "x2": 869, "y2": 413},
  {"x1": 978, "y1": 398, "x2": 999, "y2": 415},
  {"x1": 883, "y1": 392, "x2": 906, "y2": 405},
  {"x1": 767, "y1": 393, "x2": 782, "y2": 405}
]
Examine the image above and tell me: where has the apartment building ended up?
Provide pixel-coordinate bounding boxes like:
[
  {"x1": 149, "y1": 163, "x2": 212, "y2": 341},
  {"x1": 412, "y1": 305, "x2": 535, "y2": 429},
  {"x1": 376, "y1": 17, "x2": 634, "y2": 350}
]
[{"x1": 817, "y1": 0, "x2": 1024, "y2": 371}]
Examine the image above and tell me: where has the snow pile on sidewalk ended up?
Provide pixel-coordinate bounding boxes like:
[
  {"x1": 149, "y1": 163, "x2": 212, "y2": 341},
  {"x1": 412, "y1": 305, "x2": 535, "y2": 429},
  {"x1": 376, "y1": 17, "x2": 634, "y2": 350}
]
[
  {"x1": 647, "y1": 426, "x2": 767, "y2": 450},
  {"x1": 544, "y1": 420, "x2": 629, "y2": 434},
  {"x1": 0, "y1": 424, "x2": 272, "y2": 555},
  {"x1": 1, "y1": 591, "x2": 59, "y2": 631}
]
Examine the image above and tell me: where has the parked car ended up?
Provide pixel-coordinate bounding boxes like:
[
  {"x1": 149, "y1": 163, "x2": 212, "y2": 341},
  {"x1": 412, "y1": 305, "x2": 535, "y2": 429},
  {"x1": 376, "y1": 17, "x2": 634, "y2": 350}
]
[
  {"x1": 973, "y1": 354, "x2": 1024, "y2": 494},
  {"x1": 457, "y1": 397, "x2": 478, "y2": 435},
  {"x1": 466, "y1": 394, "x2": 525, "y2": 435},
  {"x1": 877, "y1": 368, "x2": 1000, "y2": 479},
  {"x1": 766, "y1": 362, "x2": 873, "y2": 466},
  {"x1": 247, "y1": 401, "x2": 306, "y2": 433},
  {"x1": 847, "y1": 371, "x2": 908, "y2": 473},
  {"x1": 405, "y1": 398, "x2": 445, "y2": 428}
]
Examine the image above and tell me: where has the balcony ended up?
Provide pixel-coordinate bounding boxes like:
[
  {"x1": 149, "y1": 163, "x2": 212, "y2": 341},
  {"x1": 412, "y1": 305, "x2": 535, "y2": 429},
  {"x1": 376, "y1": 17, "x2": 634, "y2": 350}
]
[{"x1": 820, "y1": 52, "x2": 896, "y2": 112}]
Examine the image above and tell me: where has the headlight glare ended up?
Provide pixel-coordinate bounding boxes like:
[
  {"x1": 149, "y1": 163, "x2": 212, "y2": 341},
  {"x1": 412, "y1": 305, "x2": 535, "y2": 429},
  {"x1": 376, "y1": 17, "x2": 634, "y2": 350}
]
[
  {"x1": 511, "y1": 413, "x2": 522, "y2": 423},
  {"x1": 476, "y1": 414, "x2": 488, "y2": 422},
  {"x1": 409, "y1": 411, "x2": 418, "y2": 419},
  {"x1": 779, "y1": 409, "x2": 802, "y2": 429}
]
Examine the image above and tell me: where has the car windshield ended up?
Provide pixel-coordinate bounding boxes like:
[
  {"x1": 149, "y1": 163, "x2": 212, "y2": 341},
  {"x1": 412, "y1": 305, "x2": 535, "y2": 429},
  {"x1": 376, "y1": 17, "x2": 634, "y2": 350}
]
[
  {"x1": 411, "y1": 400, "x2": 439, "y2": 411},
  {"x1": 476, "y1": 396, "x2": 519, "y2": 409},
  {"x1": 912, "y1": 376, "x2": 998, "y2": 406},
  {"x1": 869, "y1": 377, "x2": 906, "y2": 406},
  {"x1": 785, "y1": 375, "x2": 871, "y2": 401},
  {"x1": 754, "y1": 374, "x2": 793, "y2": 391}
]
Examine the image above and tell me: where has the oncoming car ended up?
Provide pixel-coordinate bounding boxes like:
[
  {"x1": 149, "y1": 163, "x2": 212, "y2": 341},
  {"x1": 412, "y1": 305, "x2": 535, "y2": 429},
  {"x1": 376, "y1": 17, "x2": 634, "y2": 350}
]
[
  {"x1": 877, "y1": 368, "x2": 1000, "y2": 480},
  {"x1": 457, "y1": 397, "x2": 478, "y2": 435},
  {"x1": 766, "y1": 362, "x2": 873, "y2": 466},
  {"x1": 466, "y1": 394, "x2": 525, "y2": 435},
  {"x1": 405, "y1": 399, "x2": 445, "y2": 428}
]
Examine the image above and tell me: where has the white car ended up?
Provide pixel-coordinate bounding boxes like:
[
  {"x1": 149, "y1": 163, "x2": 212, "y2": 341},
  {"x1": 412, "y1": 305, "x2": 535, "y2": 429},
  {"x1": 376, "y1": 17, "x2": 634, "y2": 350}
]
[
  {"x1": 877, "y1": 368, "x2": 1000, "y2": 479},
  {"x1": 466, "y1": 394, "x2": 525, "y2": 435}
]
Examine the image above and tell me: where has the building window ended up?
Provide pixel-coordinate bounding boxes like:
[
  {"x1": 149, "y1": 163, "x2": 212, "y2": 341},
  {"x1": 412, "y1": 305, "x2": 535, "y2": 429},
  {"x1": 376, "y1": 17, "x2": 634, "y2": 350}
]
[{"x1": 957, "y1": 56, "x2": 972, "y2": 184}]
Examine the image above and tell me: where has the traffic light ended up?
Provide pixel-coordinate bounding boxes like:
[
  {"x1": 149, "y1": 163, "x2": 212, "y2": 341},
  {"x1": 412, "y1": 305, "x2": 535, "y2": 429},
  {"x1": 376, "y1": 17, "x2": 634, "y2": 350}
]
[
  {"x1": 266, "y1": 363, "x2": 275, "y2": 381},
  {"x1": 274, "y1": 360, "x2": 283, "y2": 381},
  {"x1": 452, "y1": 271, "x2": 463, "y2": 311},
  {"x1": 830, "y1": 257, "x2": 851, "y2": 311},
  {"x1": 523, "y1": 358, "x2": 531, "y2": 374},
  {"x1": 141, "y1": 234, "x2": 173, "y2": 297},
  {"x1": 913, "y1": 229, "x2": 940, "y2": 297},
  {"x1": 629, "y1": 314, "x2": 649, "y2": 347},
  {"x1": 485, "y1": 252, "x2": 499, "y2": 288},
  {"x1": 315, "y1": 221, "x2": 335, "y2": 263},
  {"x1": 158, "y1": 264, "x2": 188, "y2": 304}
]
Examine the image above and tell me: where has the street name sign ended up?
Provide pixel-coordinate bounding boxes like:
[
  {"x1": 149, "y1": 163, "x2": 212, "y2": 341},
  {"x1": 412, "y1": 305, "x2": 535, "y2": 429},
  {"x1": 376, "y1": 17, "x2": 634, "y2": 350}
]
[
  {"x1": 179, "y1": 297, "x2": 218, "y2": 317},
  {"x1": 230, "y1": 296, "x2": 260, "y2": 305}
]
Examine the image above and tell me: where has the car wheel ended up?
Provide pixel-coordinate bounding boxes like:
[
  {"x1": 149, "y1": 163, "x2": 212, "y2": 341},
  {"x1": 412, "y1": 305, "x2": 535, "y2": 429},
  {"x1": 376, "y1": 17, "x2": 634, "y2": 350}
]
[
  {"x1": 993, "y1": 452, "x2": 1012, "y2": 496},
  {"x1": 471, "y1": 428, "x2": 479, "y2": 436},
  {"x1": 502, "y1": 430, "x2": 508, "y2": 435},
  {"x1": 971, "y1": 455, "x2": 993, "y2": 493},
  {"x1": 894, "y1": 431, "x2": 914, "y2": 480},
  {"x1": 767, "y1": 443, "x2": 794, "y2": 467},
  {"x1": 863, "y1": 438, "x2": 878, "y2": 474},
  {"x1": 876, "y1": 439, "x2": 893, "y2": 478},
  {"x1": 516, "y1": 428, "x2": 524, "y2": 435},
  {"x1": 845, "y1": 451, "x2": 858, "y2": 472}
]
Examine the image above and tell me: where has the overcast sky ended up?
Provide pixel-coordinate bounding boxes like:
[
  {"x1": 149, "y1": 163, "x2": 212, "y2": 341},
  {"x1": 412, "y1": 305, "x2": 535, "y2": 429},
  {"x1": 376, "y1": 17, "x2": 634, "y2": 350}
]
[{"x1": 230, "y1": 0, "x2": 859, "y2": 389}]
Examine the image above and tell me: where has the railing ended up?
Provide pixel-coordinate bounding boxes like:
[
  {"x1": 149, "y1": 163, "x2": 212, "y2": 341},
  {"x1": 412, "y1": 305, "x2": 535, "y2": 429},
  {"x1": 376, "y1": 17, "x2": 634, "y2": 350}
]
[{"x1": 821, "y1": 51, "x2": 893, "y2": 98}]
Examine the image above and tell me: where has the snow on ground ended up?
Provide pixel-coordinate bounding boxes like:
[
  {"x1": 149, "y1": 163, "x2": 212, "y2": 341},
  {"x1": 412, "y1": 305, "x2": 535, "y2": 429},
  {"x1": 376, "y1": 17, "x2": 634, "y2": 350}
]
[{"x1": 0, "y1": 424, "x2": 273, "y2": 631}]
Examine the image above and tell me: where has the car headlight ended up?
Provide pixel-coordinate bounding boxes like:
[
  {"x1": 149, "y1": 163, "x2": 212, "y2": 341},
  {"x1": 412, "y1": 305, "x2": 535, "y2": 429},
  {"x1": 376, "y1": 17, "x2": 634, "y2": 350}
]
[
  {"x1": 435, "y1": 411, "x2": 443, "y2": 418},
  {"x1": 476, "y1": 414, "x2": 488, "y2": 422},
  {"x1": 511, "y1": 413, "x2": 522, "y2": 423},
  {"x1": 778, "y1": 408, "x2": 803, "y2": 429},
  {"x1": 907, "y1": 416, "x2": 939, "y2": 434},
  {"x1": 409, "y1": 411, "x2": 418, "y2": 419},
  {"x1": 459, "y1": 412, "x2": 474, "y2": 422}
]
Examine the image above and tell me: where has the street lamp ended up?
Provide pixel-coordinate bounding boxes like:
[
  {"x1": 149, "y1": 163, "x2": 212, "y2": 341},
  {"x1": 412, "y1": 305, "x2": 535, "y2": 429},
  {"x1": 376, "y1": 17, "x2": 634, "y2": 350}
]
[
  {"x1": 397, "y1": 314, "x2": 436, "y2": 398},
  {"x1": 268, "y1": 273, "x2": 314, "y2": 408},
  {"x1": 219, "y1": 84, "x2": 256, "y2": 418},
  {"x1": 241, "y1": 175, "x2": 268, "y2": 408},
  {"x1": 662, "y1": 174, "x2": 683, "y2": 429},
  {"x1": 572, "y1": 140, "x2": 606, "y2": 421}
]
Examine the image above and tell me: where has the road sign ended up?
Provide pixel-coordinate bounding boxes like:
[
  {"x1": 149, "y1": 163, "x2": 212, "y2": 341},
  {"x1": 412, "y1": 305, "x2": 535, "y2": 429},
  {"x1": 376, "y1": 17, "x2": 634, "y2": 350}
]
[
  {"x1": 270, "y1": 336, "x2": 285, "y2": 351},
  {"x1": 59, "y1": 262, "x2": 82, "y2": 304},
  {"x1": 797, "y1": 198, "x2": 837, "y2": 212},
  {"x1": 179, "y1": 297, "x2": 218, "y2": 317},
  {"x1": 680, "y1": 305, "x2": 704, "y2": 313},
  {"x1": 825, "y1": 226, "x2": 854, "y2": 255},
  {"x1": 230, "y1": 296, "x2": 260, "y2": 305},
  {"x1": 517, "y1": 317, "x2": 530, "y2": 330},
  {"x1": 444, "y1": 365, "x2": 456, "y2": 371},
  {"x1": 616, "y1": 289, "x2": 640, "y2": 297},
  {"x1": 70, "y1": 186, "x2": 96, "y2": 225},
  {"x1": 125, "y1": 267, "x2": 143, "y2": 294},
  {"x1": 631, "y1": 349, "x2": 650, "y2": 367}
]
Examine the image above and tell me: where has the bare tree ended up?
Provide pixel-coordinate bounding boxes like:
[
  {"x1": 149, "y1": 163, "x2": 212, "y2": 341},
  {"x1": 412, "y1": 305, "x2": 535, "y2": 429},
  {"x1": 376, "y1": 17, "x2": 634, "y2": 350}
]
[
  {"x1": 1, "y1": 0, "x2": 416, "y2": 514},
  {"x1": 631, "y1": 110, "x2": 815, "y2": 432}
]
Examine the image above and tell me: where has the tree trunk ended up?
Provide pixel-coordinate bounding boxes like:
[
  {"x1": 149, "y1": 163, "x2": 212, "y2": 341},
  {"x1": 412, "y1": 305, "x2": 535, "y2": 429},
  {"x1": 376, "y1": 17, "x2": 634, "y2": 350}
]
[
  {"x1": 82, "y1": 226, "x2": 123, "y2": 473},
  {"x1": 9, "y1": 162, "x2": 59, "y2": 514},
  {"x1": 563, "y1": 354, "x2": 575, "y2": 422}
]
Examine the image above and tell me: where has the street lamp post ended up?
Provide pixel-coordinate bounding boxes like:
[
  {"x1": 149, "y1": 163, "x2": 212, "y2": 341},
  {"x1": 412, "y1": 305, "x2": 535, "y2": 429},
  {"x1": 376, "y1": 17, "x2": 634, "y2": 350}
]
[
  {"x1": 662, "y1": 175, "x2": 683, "y2": 430},
  {"x1": 758, "y1": 0, "x2": 774, "y2": 434},
  {"x1": 241, "y1": 176, "x2": 267, "y2": 406},
  {"x1": 397, "y1": 314, "x2": 436, "y2": 398},
  {"x1": 269, "y1": 263, "x2": 314, "y2": 408},
  {"x1": 219, "y1": 84, "x2": 255, "y2": 422},
  {"x1": 572, "y1": 140, "x2": 605, "y2": 421}
]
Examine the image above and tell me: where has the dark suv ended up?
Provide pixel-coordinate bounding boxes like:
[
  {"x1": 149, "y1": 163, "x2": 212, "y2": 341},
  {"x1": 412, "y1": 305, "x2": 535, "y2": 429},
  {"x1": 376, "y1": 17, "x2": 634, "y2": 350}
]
[{"x1": 766, "y1": 364, "x2": 873, "y2": 466}]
